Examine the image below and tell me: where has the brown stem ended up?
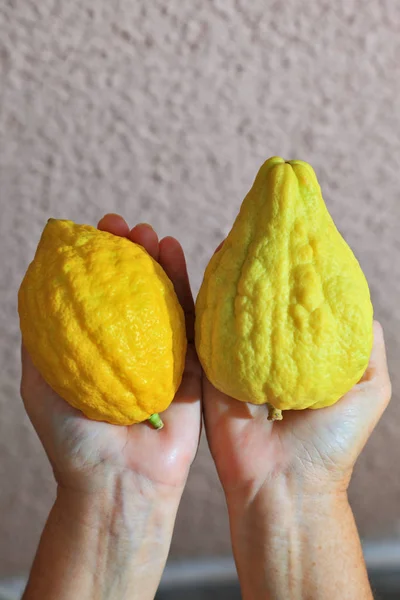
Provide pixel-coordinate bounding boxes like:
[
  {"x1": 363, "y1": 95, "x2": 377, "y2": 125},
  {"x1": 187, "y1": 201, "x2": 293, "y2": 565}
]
[{"x1": 267, "y1": 404, "x2": 283, "y2": 421}]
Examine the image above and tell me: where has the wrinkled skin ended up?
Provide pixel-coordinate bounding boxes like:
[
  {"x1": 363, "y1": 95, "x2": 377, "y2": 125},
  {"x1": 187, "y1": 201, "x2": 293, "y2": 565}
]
[
  {"x1": 203, "y1": 242, "x2": 391, "y2": 498},
  {"x1": 21, "y1": 215, "x2": 202, "y2": 495},
  {"x1": 196, "y1": 158, "x2": 374, "y2": 414},
  {"x1": 21, "y1": 217, "x2": 391, "y2": 512}
]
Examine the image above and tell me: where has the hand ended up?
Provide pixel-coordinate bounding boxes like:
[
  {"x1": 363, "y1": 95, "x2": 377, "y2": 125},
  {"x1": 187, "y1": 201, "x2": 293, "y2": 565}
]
[
  {"x1": 21, "y1": 214, "x2": 201, "y2": 495},
  {"x1": 202, "y1": 243, "x2": 391, "y2": 599},
  {"x1": 21, "y1": 215, "x2": 202, "y2": 600},
  {"x1": 204, "y1": 319, "x2": 391, "y2": 499}
]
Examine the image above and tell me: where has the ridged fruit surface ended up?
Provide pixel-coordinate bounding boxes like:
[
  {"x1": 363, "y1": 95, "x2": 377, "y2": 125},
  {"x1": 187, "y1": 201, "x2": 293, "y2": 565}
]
[
  {"x1": 195, "y1": 157, "x2": 373, "y2": 415},
  {"x1": 19, "y1": 219, "x2": 186, "y2": 425}
]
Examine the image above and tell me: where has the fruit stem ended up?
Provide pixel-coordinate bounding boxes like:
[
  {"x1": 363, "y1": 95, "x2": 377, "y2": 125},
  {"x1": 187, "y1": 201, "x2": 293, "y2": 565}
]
[
  {"x1": 267, "y1": 404, "x2": 283, "y2": 421},
  {"x1": 149, "y1": 413, "x2": 164, "y2": 430}
]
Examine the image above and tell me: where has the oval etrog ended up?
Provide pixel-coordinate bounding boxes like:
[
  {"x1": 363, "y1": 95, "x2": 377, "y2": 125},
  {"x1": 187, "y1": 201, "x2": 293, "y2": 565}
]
[{"x1": 18, "y1": 219, "x2": 187, "y2": 428}]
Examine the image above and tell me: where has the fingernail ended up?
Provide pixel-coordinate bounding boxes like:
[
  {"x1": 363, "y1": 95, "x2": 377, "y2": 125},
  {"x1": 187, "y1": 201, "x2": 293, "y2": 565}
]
[
  {"x1": 136, "y1": 222, "x2": 154, "y2": 230},
  {"x1": 102, "y1": 213, "x2": 121, "y2": 219}
]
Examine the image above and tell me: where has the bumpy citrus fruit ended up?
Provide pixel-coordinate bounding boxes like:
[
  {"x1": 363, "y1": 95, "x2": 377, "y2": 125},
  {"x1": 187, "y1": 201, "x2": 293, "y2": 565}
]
[
  {"x1": 19, "y1": 219, "x2": 187, "y2": 427},
  {"x1": 195, "y1": 157, "x2": 373, "y2": 419}
]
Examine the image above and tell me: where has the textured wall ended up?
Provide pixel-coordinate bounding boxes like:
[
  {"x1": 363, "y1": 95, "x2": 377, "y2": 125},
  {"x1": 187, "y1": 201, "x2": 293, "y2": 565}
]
[{"x1": 1, "y1": 0, "x2": 399, "y2": 576}]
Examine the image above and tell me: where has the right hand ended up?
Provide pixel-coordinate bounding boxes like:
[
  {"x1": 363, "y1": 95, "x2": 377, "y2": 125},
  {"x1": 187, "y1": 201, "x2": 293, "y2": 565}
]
[{"x1": 21, "y1": 214, "x2": 202, "y2": 497}]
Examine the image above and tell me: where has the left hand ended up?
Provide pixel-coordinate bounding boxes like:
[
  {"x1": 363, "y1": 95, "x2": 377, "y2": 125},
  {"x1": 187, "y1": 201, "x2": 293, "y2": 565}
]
[{"x1": 204, "y1": 317, "x2": 391, "y2": 501}]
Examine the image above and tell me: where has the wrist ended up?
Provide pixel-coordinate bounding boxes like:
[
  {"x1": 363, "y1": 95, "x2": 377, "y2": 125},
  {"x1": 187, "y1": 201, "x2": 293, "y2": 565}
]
[
  {"x1": 225, "y1": 469, "x2": 349, "y2": 520},
  {"x1": 55, "y1": 467, "x2": 184, "y2": 533},
  {"x1": 24, "y1": 470, "x2": 183, "y2": 600},
  {"x1": 227, "y1": 473, "x2": 349, "y2": 552},
  {"x1": 225, "y1": 475, "x2": 371, "y2": 600},
  {"x1": 54, "y1": 468, "x2": 183, "y2": 579}
]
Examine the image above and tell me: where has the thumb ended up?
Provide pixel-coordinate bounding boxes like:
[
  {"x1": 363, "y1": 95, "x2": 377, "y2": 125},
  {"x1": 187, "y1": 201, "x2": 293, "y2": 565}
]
[
  {"x1": 20, "y1": 343, "x2": 51, "y2": 409},
  {"x1": 331, "y1": 320, "x2": 392, "y2": 436},
  {"x1": 20, "y1": 342, "x2": 75, "y2": 423}
]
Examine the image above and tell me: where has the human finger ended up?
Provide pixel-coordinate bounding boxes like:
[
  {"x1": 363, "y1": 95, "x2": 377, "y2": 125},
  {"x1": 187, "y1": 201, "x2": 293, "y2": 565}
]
[
  {"x1": 97, "y1": 213, "x2": 130, "y2": 237},
  {"x1": 159, "y1": 236, "x2": 195, "y2": 342},
  {"x1": 129, "y1": 223, "x2": 160, "y2": 261}
]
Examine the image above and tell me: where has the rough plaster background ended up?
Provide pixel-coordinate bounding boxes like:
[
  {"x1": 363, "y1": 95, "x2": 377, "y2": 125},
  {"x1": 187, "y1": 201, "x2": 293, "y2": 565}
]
[{"x1": 0, "y1": 0, "x2": 399, "y2": 576}]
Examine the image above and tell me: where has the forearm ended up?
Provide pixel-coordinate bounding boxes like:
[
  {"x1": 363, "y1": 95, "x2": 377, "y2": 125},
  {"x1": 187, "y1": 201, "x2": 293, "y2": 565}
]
[
  {"x1": 23, "y1": 470, "x2": 182, "y2": 600},
  {"x1": 227, "y1": 477, "x2": 373, "y2": 600}
]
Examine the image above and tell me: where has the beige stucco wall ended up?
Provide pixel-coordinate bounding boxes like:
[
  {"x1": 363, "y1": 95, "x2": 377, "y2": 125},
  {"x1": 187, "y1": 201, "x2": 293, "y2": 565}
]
[{"x1": 0, "y1": 0, "x2": 399, "y2": 576}]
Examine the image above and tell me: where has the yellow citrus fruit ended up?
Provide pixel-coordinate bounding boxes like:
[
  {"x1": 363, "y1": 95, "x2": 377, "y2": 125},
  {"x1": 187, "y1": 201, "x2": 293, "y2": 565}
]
[
  {"x1": 195, "y1": 157, "x2": 373, "y2": 419},
  {"x1": 18, "y1": 219, "x2": 187, "y2": 427}
]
